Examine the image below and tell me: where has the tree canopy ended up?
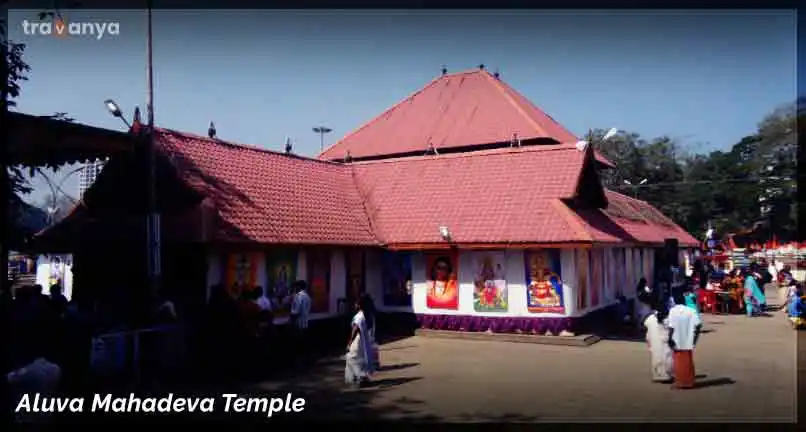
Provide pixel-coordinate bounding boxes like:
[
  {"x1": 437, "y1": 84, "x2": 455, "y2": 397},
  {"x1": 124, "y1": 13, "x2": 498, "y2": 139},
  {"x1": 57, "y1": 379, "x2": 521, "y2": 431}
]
[{"x1": 595, "y1": 100, "x2": 801, "y2": 243}]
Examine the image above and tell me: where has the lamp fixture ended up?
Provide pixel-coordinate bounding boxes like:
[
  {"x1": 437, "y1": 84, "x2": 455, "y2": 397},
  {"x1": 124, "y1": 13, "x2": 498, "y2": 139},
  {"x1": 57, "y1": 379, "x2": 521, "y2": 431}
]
[{"x1": 439, "y1": 226, "x2": 451, "y2": 241}]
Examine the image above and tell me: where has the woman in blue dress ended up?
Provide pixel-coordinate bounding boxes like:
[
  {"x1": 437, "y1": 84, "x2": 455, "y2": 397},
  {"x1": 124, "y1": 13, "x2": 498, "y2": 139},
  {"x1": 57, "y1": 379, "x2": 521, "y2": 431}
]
[{"x1": 743, "y1": 266, "x2": 767, "y2": 317}]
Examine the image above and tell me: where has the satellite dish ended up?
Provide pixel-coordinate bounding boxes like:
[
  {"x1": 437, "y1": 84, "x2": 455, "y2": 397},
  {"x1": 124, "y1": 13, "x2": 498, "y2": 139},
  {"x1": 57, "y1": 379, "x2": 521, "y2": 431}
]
[
  {"x1": 575, "y1": 140, "x2": 589, "y2": 152},
  {"x1": 603, "y1": 128, "x2": 618, "y2": 141}
]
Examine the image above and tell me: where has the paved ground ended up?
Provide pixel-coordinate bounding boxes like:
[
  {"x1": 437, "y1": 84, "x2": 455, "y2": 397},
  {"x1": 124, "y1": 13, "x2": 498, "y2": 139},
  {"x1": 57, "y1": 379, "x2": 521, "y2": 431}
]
[{"x1": 247, "y1": 287, "x2": 798, "y2": 422}]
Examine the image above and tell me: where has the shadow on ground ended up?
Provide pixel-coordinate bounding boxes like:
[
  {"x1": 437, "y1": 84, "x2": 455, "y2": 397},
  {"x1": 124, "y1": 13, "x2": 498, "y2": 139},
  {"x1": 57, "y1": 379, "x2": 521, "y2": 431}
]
[
  {"x1": 456, "y1": 412, "x2": 541, "y2": 422},
  {"x1": 243, "y1": 358, "x2": 437, "y2": 421},
  {"x1": 695, "y1": 377, "x2": 736, "y2": 389}
]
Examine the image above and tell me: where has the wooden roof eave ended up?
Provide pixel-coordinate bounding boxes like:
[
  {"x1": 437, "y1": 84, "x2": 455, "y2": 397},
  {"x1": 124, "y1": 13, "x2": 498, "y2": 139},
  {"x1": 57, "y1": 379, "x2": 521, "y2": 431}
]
[{"x1": 7, "y1": 111, "x2": 136, "y2": 167}]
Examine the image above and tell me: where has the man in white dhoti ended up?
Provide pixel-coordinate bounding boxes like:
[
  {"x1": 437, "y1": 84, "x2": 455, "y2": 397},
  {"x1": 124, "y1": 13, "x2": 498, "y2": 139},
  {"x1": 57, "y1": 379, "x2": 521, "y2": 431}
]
[
  {"x1": 345, "y1": 295, "x2": 375, "y2": 388},
  {"x1": 638, "y1": 292, "x2": 673, "y2": 383}
]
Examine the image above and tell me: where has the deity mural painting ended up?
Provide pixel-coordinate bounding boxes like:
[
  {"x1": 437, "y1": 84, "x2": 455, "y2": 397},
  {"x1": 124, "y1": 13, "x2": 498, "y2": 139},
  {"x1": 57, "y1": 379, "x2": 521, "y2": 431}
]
[
  {"x1": 576, "y1": 249, "x2": 590, "y2": 311},
  {"x1": 225, "y1": 253, "x2": 259, "y2": 297},
  {"x1": 425, "y1": 252, "x2": 459, "y2": 310},
  {"x1": 525, "y1": 249, "x2": 564, "y2": 313},
  {"x1": 472, "y1": 252, "x2": 507, "y2": 312},
  {"x1": 307, "y1": 250, "x2": 331, "y2": 313},
  {"x1": 382, "y1": 251, "x2": 412, "y2": 307},
  {"x1": 266, "y1": 250, "x2": 297, "y2": 318}
]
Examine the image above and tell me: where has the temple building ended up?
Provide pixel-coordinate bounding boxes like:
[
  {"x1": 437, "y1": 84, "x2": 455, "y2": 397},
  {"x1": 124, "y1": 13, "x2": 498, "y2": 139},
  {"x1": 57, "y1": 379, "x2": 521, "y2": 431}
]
[{"x1": 38, "y1": 67, "x2": 697, "y2": 334}]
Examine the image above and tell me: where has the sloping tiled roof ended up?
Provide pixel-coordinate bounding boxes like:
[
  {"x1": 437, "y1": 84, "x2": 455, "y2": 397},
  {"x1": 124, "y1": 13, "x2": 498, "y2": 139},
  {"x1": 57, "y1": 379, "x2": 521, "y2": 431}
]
[
  {"x1": 568, "y1": 190, "x2": 699, "y2": 247},
  {"x1": 155, "y1": 129, "x2": 378, "y2": 246},
  {"x1": 319, "y1": 69, "x2": 595, "y2": 161},
  {"x1": 350, "y1": 145, "x2": 591, "y2": 245},
  {"x1": 38, "y1": 127, "x2": 694, "y2": 248}
]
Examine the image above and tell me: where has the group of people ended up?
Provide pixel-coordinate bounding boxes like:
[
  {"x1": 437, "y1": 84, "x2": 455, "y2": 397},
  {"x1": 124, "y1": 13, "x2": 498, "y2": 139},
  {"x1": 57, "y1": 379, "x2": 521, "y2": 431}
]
[
  {"x1": 636, "y1": 282, "x2": 703, "y2": 389},
  {"x1": 693, "y1": 261, "x2": 769, "y2": 317},
  {"x1": 203, "y1": 280, "x2": 312, "y2": 380},
  {"x1": 0, "y1": 282, "x2": 79, "y2": 423}
]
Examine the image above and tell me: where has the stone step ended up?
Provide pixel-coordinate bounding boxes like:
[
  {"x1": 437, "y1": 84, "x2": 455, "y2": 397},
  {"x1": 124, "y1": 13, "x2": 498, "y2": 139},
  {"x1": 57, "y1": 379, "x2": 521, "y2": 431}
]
[{"x1": 414, "y1": 329, "x2": 601, "y2": 347}]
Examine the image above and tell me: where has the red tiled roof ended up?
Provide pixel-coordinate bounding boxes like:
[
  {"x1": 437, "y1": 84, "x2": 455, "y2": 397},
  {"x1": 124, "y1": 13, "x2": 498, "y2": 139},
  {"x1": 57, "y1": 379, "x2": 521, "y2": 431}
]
[
  {"x1": 568, "y1": 190, "x2": 699, "y2": 247},
  {"x1": 41, "y1": 127, "x2": 693, "y2": 248},
  {"x1": 155, "y1": 129, "x2": 377, "y2": 246},
  {"x1": 319, "y1": 69, "x2": 596, "y2": 161},
  {"x1": 350, "y1": 145, "x2": 592, "y2": 245}
]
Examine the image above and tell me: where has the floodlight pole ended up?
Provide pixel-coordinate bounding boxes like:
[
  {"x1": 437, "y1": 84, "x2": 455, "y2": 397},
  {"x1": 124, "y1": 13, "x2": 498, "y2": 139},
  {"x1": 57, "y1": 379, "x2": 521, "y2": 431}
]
[{"x1": 145, "y1": 1, "x2": 161, "y2": 300}]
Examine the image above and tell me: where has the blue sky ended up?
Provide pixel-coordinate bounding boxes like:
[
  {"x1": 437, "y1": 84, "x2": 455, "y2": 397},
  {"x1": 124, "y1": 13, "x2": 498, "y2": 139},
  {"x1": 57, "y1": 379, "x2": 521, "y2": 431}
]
[{"x1": 7, "y1": 9, "x2": 798, "y2": 205}]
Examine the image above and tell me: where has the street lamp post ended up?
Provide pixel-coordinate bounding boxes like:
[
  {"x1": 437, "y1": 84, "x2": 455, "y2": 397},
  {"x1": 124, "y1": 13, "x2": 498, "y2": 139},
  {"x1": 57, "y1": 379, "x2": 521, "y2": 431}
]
[
  {"x1": 623, "y1": 178, "x2": 648, "y2": 199},
  {"x1": 102, "y1": 3, "x2": 159, "y2": 300},
  {"x1": 145, "y1": 1, "x2": 160, "y2": 299},
  {"x1": 312, "y1": 126, "x2": 332, "y2": 153}
]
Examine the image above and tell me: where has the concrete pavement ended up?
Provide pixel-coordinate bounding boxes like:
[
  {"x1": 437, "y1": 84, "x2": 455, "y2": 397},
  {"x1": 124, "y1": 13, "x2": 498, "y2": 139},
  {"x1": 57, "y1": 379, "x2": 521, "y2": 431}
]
[{"x1": 247, "y1": 306, "x2": 797, "y2": 422}]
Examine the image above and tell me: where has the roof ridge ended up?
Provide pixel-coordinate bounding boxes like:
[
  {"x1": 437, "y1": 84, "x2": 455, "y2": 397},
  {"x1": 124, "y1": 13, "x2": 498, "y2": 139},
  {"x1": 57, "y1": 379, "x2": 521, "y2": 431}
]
[
  {"x1": 352, "y1": 143, "x2": 585, "y2": 166},
  {"x1": 604, "y1": 188, "x2": 648, "y2": 204},
  {"x1": 319, "y1": 73, "x2": 448, "y2": 159},
  {"x1": 347, "y1": 165, "x2": 382, "y2": 244},
  {"x1": 157, "y1": 128, "x2": 343, "y2": 167},
  {"x1": 491, "y1": 74, "x2": 578, "y2": 141},
  {"x1": 482, "y1": 70, "x2": 549, "y2": 137},
  {"x1": 320, "y1": 69, "x2": 488, "y2": 159}
]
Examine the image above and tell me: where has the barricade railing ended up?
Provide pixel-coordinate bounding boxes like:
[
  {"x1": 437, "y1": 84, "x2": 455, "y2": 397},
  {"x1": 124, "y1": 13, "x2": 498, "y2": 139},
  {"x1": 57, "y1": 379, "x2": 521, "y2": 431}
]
[{"x1": 90, "y1": 325, "x2": 186, "y2": 387}]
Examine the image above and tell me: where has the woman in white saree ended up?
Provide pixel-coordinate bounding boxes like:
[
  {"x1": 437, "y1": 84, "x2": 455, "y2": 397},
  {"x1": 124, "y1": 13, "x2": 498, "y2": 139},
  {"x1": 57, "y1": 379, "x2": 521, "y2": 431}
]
[
  {"x1": 638, "y1": 292, "x2": 673, "y2": 383},
  {"x1": 345, "y1": 295, "x2": 376, "y2": 387}
]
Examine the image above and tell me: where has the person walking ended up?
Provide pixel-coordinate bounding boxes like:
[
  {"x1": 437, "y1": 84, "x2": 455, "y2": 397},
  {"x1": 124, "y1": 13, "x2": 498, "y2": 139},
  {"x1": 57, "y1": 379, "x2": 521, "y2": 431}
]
[
  {"x1": 290, "y1": 280, "x2": 311, "y2": 364},
  {"x1": 667, "y1": 291, "x2": 703, "y2": 389},
  {"x1": 638, "y1": 292, "x2": 673, "y2": 383}
]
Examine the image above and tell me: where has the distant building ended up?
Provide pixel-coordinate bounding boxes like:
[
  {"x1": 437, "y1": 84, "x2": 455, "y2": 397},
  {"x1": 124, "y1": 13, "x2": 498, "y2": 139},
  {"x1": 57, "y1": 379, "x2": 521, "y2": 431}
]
[{"x1": 79, "y1": 159, "x2": 105, "y2": 197}]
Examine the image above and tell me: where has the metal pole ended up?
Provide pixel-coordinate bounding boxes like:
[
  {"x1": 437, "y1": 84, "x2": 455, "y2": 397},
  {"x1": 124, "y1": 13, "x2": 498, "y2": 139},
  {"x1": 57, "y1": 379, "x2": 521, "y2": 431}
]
[
  {"x1": 146, "y1": 1, "x2": 160, "y2": 299},
  {"x1": 319, "y1": 131, "x2": 324, "y2": 152}
]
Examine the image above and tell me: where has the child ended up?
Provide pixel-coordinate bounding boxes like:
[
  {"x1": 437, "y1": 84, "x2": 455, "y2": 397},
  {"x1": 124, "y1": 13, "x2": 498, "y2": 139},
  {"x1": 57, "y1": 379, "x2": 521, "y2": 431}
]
[{"x1": 786, "y1": 282, "x2": 804, "y2": 329}]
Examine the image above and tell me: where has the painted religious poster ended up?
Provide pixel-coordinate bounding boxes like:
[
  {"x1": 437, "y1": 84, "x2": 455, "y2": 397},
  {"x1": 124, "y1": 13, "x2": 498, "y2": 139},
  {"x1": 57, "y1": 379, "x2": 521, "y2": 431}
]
[
  {"x1": 425, "y1": 251, "x2": 459, "y2": 310},
  {"x1": 589, "y1": 249, "x2": 603, "y2": 308},
  {"x1": 576, "y1": 249, "x2": 589, "y2": 311},
  {"x1": 266, "y1": 250, "x2": 297, "y2": 317},
  {"x1": 225, "y1": 252, "x2": 260, "y2": 298},
  {"x1": 382, "y1": 251, "x2": 412, "y2": 307},
  {"x1": 345, "y1": 249, "x2": 365, "y2": 301},
  {"x1": 471, "y1": 252, "x2": 507, "y2": 312},
  {"x1": 307, "y1": 250, "x2": 331, "y2": 314},
  {"x1": 525, "y1": 249, "x2": 564, "y2": 313}
]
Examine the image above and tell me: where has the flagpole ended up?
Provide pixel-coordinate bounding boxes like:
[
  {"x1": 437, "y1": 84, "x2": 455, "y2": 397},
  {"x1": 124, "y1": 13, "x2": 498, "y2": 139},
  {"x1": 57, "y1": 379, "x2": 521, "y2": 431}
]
[{"x1": 146, "y1": 0, "x2": 160, "y2": 299}]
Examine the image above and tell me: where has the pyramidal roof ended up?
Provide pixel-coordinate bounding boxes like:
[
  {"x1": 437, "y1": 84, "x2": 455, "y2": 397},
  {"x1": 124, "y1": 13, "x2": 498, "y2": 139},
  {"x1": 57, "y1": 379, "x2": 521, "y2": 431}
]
[{"x1": 319, "y1": 68, "x2": 582, "y2": 161}]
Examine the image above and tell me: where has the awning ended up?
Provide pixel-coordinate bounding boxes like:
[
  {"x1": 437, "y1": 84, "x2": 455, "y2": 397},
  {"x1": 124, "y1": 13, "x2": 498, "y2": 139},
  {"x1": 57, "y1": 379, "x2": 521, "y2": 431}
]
[{"x1": 6, "y1": 111, "x2": 137, "y2": 166}]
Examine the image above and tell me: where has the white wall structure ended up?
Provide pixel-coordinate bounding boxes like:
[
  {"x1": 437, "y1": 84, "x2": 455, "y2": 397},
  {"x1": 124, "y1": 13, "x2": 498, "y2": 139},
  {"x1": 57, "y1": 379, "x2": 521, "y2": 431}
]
[
  {"x1": 35, "y1": 254, "x2": 74, "y2": 300},
  {"x1": 206, "y1": 246, "x2": 656, "y2": 322}
]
